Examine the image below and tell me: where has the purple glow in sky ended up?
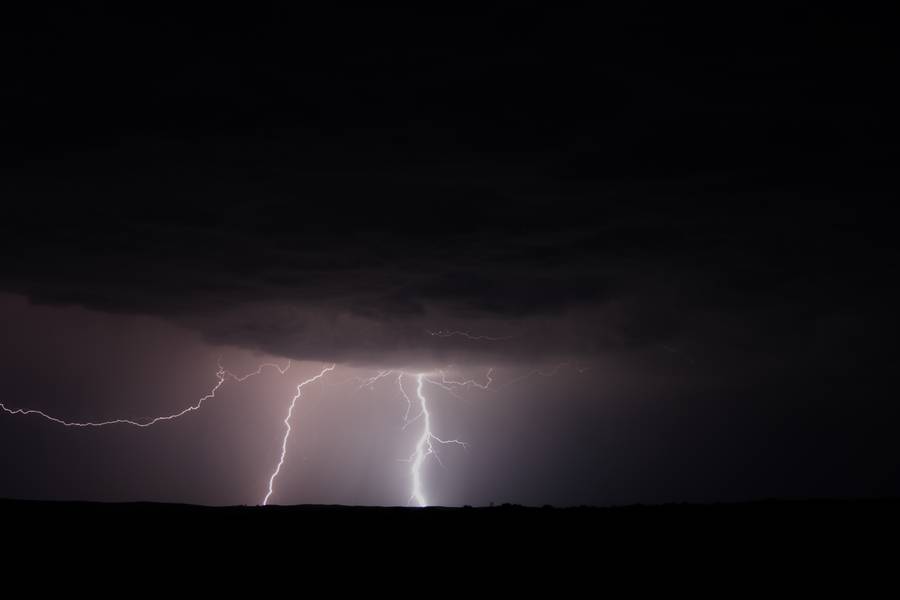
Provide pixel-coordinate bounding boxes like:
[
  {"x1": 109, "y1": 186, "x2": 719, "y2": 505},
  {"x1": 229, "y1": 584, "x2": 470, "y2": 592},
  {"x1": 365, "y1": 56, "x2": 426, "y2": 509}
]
[
  {"x1": 2, "y1": 7, "x2": 898, "y2": 508},
  {"x1": 0, "y1": 293, "x2": 599, "y2": 506}
]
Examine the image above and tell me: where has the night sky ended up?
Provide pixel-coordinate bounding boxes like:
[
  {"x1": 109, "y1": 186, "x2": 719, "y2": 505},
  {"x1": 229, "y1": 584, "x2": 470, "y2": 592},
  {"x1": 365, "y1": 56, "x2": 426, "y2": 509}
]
[{"x1": 1, "y1": 7, "x2": 898, "y2": 506}]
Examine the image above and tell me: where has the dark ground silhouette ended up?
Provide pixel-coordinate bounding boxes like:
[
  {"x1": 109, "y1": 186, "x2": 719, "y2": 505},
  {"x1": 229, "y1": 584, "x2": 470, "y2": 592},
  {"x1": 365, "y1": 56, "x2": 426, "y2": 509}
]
[
  {"x1": 3, "y1": 498, "x2": 896, "y2": 589},
  {"x1": 4, "y1": 498, "x2": 897, "y2": 558}
]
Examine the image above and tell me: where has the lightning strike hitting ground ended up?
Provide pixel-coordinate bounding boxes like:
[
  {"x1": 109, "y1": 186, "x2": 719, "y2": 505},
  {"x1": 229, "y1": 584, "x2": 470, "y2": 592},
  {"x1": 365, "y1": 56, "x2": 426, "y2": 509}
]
[
  {"x1": 262, "y1": 363, "x2": 336, "y2": 506},
  {"x1": 2, "y1": 349, "x2": 580, "y2": 506},
  {"x1": 354, "y1": 364, "x2": 587, "y2": 506},
  {"x1": 351, "y1": 369, "x2": 471, "y2": 504},
  {"x1": 408, "y1": 373, "x2": 468, "y2": 507}
]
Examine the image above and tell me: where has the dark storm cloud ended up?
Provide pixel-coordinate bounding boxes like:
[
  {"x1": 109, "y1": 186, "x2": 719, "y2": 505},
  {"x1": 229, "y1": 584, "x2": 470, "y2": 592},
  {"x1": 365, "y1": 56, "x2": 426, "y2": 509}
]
[
  {"x1": 3, "y1": 6, "x2": 900, "y2": 507},
  {"x1": 1, "y1": 141, "x2": 893, "y2": 367},
  {"x1": 0, "y1": 7, "x2": 897, "y2": 366}
]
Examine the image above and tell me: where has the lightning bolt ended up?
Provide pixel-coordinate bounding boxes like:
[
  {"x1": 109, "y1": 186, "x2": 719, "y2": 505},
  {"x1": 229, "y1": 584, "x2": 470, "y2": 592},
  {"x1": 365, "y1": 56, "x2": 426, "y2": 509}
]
[
  {"x1": 0, "y1": 357, "x2": 339, "y2": 505},
  {"x1": 355, "y1": 369, "x2": 394, "y2": 390},
  {"x1": 402, "y1": 363, "x2": 590, "y2": 506},
  {"x1": 407, "y1": 372, "x2": 467, "y2": 507},
  {"x1": 426, "y1": 329, "x2": 513, "y2": 341},
  {"x1": 262, "y1": 363, "x2": 336, "y2": 506},
  {"x1": 0, "y1": 360, "x2": 291, "y2": 427},
  {"x1": 397, "y1": 372, "x2": 416, "y2": 426},
  {"x1": 355, "y1": 363, "x2": 583, "y2": 506},
  {"x1": 352, "y1": 369, "x2": 471, "y2": 506},
  {"x1": 435, "y1": 367, "x2": 494, "y2": 390},
  {"x1": 2, "y1": 341, "x2": 584, "y2": 506}
]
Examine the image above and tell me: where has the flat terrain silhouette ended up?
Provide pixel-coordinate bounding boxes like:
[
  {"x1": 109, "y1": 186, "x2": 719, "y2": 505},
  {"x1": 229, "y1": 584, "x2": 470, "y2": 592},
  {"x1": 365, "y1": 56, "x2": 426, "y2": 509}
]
[
  {"x1": 5, "y1": 497, "x2": 897, "y2": 543},
  {"x1": 4, "y1": 498, "x2": 896, "y2": 585}
]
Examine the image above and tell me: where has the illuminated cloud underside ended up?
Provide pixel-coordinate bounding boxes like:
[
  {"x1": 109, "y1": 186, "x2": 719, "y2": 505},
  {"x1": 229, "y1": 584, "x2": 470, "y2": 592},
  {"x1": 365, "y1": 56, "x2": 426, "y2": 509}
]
[{"x1": 0, "y1": 344, "x2": 578, "y2": 506}]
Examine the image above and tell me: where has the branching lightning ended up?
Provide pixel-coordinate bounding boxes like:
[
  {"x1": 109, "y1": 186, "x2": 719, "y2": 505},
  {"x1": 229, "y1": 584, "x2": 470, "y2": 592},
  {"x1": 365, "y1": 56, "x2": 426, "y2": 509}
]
[
  {"x1": 1, "y1": 337, "x2": 584, "y2": 506},
  {"x1": 351, "y1": 369, "x2": 473, "y2": 505},
  {"x1": 355, "y1": 369, "x2": 394, "y2": 390},
  {"x1": 408, "y1": 372, "x2": 467, "y2": 507},
  {"x1": 354, "y1": 362, "x2": 588, "y2": 506},
  {"x1": 0, "y1": 360, "x2": 292, "y2": 428},
  {"x1": 435, "y1": 367, "x2": 494, "y2": 390}
]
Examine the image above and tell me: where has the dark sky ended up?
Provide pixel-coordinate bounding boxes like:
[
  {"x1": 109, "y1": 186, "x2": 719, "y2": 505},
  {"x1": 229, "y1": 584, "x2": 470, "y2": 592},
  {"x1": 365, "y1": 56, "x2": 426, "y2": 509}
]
[{"x1": 1, "y1": 6, "x2": 898, "y2": 506}]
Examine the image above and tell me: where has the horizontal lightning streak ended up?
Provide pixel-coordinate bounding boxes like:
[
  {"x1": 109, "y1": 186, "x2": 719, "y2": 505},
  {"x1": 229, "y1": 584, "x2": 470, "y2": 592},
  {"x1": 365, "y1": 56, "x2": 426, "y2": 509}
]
[
  {"x1": 0, "y1": 361, "x2": 292, "y2": 428},
  {"x1": 437, "y1": 367, "x2": 494, "y2": 390},
  {"x1": 426, "y1": 330, "x2": 513, "y2": 341}
]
